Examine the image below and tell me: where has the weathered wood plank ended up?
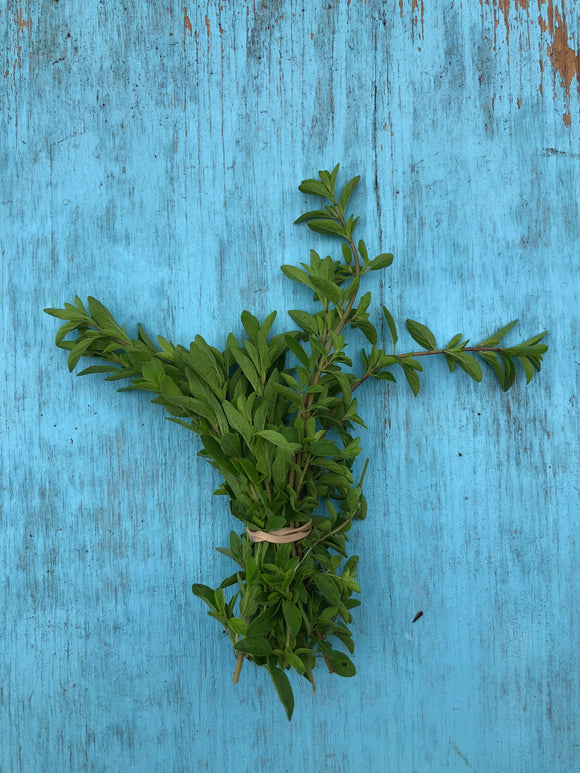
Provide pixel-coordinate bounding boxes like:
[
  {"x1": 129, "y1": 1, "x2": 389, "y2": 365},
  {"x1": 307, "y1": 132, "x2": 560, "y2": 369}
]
[{"x1": 2, "y1": 1, "x2": 578, "y2": 770}]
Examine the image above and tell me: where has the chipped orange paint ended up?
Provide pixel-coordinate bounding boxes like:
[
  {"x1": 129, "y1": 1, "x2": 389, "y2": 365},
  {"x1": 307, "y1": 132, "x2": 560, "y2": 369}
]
[
  {"x1": 16, "y1": 8, "x2": 32, "y2": 34},
  {"x1": 399, "y1": 0, "x2": 425, "y2": 39},
  {"x1": 545, "y1": 4, "x2": 579, "y2": 93},
  {"x1": 184, "y1": 8, "x2": 192, "y2": 36},
  {"x1": 498, "y1": 0, "x2": 529, "y2": 46},
  {"x1": 563, "y1": 111, "x2": 571, "y2": 125},
  {"x1": 481, "y1": 0, "x2": 578, "y2": 124},
  {"x1": 205, "y1": 15, "x2": 211, "y2": 36}
]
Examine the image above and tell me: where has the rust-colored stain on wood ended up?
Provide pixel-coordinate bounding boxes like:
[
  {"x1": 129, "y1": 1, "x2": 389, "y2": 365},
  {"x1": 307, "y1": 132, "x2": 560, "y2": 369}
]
[
  {"x1": 483, "y1": 0, "x2": 579, "y2": 122},
  {"x1": 184, "y1": 7, "x2": 193, "y2": 36},
  {"x1": 542, "y1": 2, "x2": 580, "y2": 94},
  {"x1": 16, "y1": 8, "x2": 32, "y2": 34}
]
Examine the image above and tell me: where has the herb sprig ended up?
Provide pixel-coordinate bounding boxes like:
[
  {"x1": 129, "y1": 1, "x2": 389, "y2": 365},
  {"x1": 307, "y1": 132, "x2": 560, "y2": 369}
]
[{"x1": 45, "y1": 167, "x2": 548, "y2": 719}]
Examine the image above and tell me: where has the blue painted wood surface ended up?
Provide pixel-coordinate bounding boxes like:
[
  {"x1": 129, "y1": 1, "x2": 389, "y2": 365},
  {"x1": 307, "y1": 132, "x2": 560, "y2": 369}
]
[{"x1": 2, "y1": 1, "x2": 579, "y2": 771}]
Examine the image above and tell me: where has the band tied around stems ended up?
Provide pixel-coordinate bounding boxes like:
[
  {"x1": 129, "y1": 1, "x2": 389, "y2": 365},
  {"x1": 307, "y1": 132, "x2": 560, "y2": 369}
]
[{"x1": 245, "y1": 520, "x2": 313, "y2": 544}]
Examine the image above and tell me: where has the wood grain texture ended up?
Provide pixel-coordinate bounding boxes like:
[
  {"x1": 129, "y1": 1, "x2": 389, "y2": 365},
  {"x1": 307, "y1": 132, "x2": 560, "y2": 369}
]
[{"x1": 2, "y1": 1, "x2": 578, "y2": 771}]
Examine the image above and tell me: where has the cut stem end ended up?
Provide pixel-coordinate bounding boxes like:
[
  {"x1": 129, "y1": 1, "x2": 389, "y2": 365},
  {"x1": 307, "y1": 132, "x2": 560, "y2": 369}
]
[{"x1": 233, "y1": 651, "x2": 245, "y2": 684}]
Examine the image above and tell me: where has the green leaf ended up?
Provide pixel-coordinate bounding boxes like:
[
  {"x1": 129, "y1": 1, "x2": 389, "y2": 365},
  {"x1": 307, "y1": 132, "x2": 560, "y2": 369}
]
[
  {"x1": 338, "y1": 175, "x2": 360, "y2": 212},
  {"x1": 214, "y1": 586, "x2": 226, "y2": 614},
  {"x1": 191, "y1": 584, "x2": 217, "y2": 611},
  {"x1": 501, "y1": 354, "x2": 516, "y2": 391},
  {"x1": 246, "y1": 607, "x2": 278, "y2": 637},
  {"x1": 67, "y1": 338, "x2": 94, "y2": 371},
  {"x1": 309, "y1": 276, "x2": 343, "y2": 306},
  {"x1": 77, "y1": 365, "x2": 120, "y2": 377},
  {"x1": 284, "y1": 335, "x2": 310, "y2": 368},
  {"x1": 382, "y1": 307, "x2": 398, "y2": 349},
  {"x1": 54, "y1": 320, "x2": 80, "y2": 346},
  {"x1": 517, "y1": 332, "x2": 547, "y2": 348},
  {"x1": 373, "y1": 370, "x2": 396, "y2": 382},
  {"x1": 222, "y1": 402, "x2": 254, "y2": 447},
  {"x1": 241, "y1": 310, "x2": 260, "y2": 342},
  {"x1": 322, "y1": 648, "x2": 356, "y2": 678},
  {"x1": 220, "y1": 432, "x2": 243, "y2": 459},
  {"x1": 268, "y1": 666, "x2": 295, "y2": 721},
  {"x1": 358, "y1": 240, "x2": 368, "y2": 263},
  {"x1": 256, "y1": 430, "x2": 301, "y2": 454},
  {"x1": 283, "y1": 601, "x2": 302, "y2": 636},
  {"x1": 285, "y1": 652, "x2": 306, "y2": 675},
  {"x1": 298, "y1": 178, "x2": 332, "y2": 199},
  {"x1": 288, "y1": 309, "x2": 319, "y2": 335},
  {"x1": 479, "y1": 351, "x2": 505, "y2": 387},
  {"x1": 170, "y1": 395, "x2": 216, "y2": 426},
  {"x1": 328, "y1": 164, "x2": 340, "y2": 196},
  {"x1": 294, "y1": 209, "x2": 333, "y2": 224},
  {"x1": 73, "y1": 296, "x2": 89, "y2": 315},
  {"x1": 368, "y1": 253, "x2": 394, "y2": 271},
  {"x1": 453, "y1": 352, "x2": 483, "y2": 382},
  {"x1": 517, "y1": 355, "x2": 535, "y2": 384},
  {"x1": 406, "y1": 319, "x2": 436, "y2": 350},
  {"x1": 309, "y1": 439, "x2": 341, "y2": 456},
  {"x1": 44, "y1": 307, "x2": 77, "y2": 320},
  {"x1": 227, "y1": 340, "x2": 261, "y2": 392},
  {"x1": 353, "y1": 320, "x2": 377, "y2": 345},
  {"x1": 307, "y1": 219, "x2": 345, "y2": 238},
  {"x1": 402, "y1": 367, "x2": 420, "y2": 396},
  {"x1": 234, "y1": 636, "x2": 273, "y2": 657},
  {"x1": 334, "y1": 371, "x2": 352, "y2": 403},
  {"x1": 87, "y1": 297, "x2": 121, "y2": 331},
  {"x1": 245, "y1": 554, "x2": 259, "y2": 584},
  {"x1": 228, "y1": 618, "x2": 248, "y2": 636},
  {"x1": 280, "y1": 265, "x2": 313, "y2": 289},
  {"x1": 341, "y1": 243, "x2": 353, "y2": 265},
  {"x1": 479, "y1": 320, "x2": 518, "y2": 346},
  {"x1": 138, "y1": 323, "x2": 156, "y2": 350},
  {"x1": 142, "y1": 358, "x2": 165, "y2": 382},
  {"x1": 160, "y1": 374, "x2": 182, "y2": 398},
  {"x1": 312, "y1": 573, "x2": 341, "y2": 605}
]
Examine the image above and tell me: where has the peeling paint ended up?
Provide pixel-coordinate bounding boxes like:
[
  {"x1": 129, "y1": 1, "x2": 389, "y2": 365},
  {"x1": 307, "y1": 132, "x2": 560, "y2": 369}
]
[
  {"x1": 498, "y1": 0, "x2": 529, "y2": 46},
  {"x1": 183, "y1": 7, "x2": 192, "y2": 37},
  {"x1": 16, "y1": 8, "x2": 32, "y2": 35},
  {"x1": 399, "y1": 0, "x2": 425, "y2": 39},
  {"x1": 8, "y1": 7, "x2": 33, "y2": 76},
  {"x1": 543, "y1": 3, "x2": 579, "y2": 94},
  {"x1": 480, "y1": 0, "x2": 579, "y2": 124}
]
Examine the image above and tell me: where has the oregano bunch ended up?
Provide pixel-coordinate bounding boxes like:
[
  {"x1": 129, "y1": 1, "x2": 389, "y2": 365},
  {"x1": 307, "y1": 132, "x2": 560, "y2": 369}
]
[{"x1": 45, "y1": 166, "x2": 548, "y2": 719}]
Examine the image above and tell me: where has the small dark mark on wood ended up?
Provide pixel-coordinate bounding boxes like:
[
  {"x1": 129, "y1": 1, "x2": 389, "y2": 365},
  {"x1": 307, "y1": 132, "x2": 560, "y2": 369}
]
[{"x1": 412, "y1": 611, "x2": 423, "y2": 623}]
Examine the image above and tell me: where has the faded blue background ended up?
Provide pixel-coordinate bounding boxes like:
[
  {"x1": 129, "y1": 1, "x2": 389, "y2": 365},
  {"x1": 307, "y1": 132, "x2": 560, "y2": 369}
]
[{"x1": 2, "y1": 2, "x2": 579, "y2": 771}]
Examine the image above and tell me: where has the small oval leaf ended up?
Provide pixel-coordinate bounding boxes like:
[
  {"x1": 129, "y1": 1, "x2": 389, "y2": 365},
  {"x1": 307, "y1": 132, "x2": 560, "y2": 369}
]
[{"x1": 406, "y1": 319, "x2": 437, "y2": 351}]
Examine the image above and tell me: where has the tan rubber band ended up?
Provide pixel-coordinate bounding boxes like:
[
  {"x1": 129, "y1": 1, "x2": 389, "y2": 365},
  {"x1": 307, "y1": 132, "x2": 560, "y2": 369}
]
[{"x1": 245, "y1": 520, "x2": 313, "y2": 544}]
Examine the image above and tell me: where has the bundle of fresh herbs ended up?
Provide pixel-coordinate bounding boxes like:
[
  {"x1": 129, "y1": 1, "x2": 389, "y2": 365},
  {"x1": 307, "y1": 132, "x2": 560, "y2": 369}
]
[{"x1": 45, "y1": 167, "x2": 548, "y2": 719}]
